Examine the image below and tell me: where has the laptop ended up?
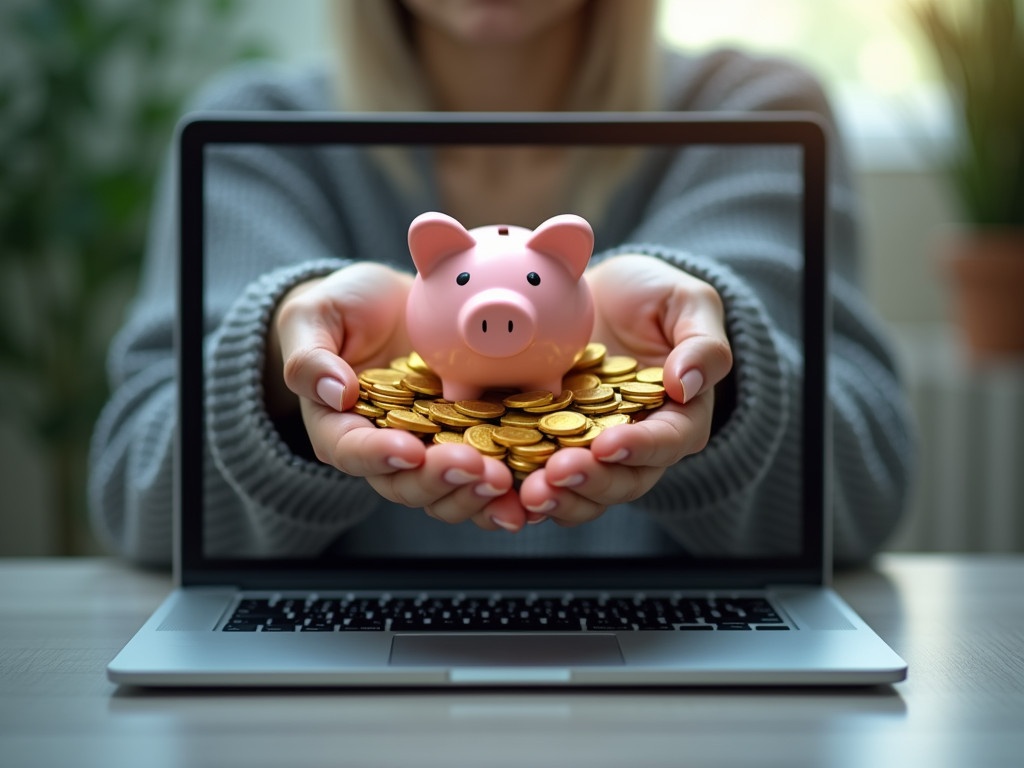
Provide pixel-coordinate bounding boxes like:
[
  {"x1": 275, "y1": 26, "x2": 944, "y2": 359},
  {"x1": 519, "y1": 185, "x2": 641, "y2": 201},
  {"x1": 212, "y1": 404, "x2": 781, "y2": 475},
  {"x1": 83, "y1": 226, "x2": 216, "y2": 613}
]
[{"x1": 107, "y1": 112, "x2": 907, "y2": 686}]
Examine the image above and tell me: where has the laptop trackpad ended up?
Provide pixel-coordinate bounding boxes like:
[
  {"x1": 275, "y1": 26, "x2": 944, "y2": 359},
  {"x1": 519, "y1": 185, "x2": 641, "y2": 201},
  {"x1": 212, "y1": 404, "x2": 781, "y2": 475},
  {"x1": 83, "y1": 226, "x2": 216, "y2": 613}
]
[{"x1": 390, "y1": 634, "x2": 624, "y2": 667}]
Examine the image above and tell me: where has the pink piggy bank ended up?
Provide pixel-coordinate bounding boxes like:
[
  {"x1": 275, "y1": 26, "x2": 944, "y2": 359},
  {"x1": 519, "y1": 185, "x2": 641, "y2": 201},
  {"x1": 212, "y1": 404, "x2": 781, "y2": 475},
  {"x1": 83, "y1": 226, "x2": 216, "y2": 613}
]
[{"x1": 406, "y1": 211, "x2": 595, "y2": 402}]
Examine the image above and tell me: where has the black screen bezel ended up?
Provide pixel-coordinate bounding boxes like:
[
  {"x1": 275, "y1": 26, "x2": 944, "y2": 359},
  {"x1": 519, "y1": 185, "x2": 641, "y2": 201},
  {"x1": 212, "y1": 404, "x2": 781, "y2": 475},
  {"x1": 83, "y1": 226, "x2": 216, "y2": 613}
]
[{"x1": 177, "y1": 113, "x2": 829, "y2": 590}]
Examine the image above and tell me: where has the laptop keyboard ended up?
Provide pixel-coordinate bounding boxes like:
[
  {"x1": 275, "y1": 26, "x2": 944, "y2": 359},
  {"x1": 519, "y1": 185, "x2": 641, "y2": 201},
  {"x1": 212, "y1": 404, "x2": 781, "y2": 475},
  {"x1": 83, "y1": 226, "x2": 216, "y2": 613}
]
[{"x1": 222, "y1": 594, "x2": 789, "y2": 632}]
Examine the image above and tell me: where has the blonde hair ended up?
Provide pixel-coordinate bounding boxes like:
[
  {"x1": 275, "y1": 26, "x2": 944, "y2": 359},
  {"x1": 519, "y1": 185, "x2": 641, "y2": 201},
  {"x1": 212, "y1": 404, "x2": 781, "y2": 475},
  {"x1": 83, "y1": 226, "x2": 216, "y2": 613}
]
[
  {"x1": 329, "y1": 0, "x2": 662, "y2": 224},
  {"x1": 330, "y1": 0, "x2": 662, "y2": 113}
]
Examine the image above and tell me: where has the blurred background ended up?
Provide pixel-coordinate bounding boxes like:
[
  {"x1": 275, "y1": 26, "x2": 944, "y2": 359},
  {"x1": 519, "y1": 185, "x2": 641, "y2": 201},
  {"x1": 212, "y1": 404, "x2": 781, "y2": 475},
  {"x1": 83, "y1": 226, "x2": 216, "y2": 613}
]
[{"x1": 1, "y1": 0, "x2": 1022, "y2": 557}]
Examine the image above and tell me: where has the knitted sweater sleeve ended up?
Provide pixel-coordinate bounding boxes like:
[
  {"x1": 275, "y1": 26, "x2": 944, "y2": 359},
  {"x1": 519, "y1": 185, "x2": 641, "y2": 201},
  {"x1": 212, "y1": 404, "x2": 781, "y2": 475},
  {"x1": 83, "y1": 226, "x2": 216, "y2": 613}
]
[
  {"x1": 598, "y1": 51, "x2": 914, "y2": 565},
  {"x1": 87, "y1": 68, "x2": 389, "y2": 565}
]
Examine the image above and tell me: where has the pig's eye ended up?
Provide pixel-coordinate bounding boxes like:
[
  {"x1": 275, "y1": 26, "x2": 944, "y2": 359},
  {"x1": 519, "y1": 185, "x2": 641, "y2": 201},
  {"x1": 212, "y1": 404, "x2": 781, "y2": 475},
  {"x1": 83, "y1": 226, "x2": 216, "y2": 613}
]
[
  {"x1": 456, "y1": 272, "x2": 470, "y2": 286},
  {"x1": 526, "y1": 272, "x2": 541, "y2": 286}
]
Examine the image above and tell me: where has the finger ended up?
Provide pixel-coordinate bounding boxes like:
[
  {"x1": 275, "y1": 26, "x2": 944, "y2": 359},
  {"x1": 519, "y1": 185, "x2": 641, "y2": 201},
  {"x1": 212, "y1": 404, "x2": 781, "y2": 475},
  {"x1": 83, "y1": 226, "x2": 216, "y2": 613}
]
[
  {"x1": 587, "y1": 395, "x2": 715, "y2": 468},
  {"x1": 662, "y1": 284, "x2": 733, "y2": 405},
  {"x1": 426, "y1": 457, "x2": 514, "y2": 526},
  {"x1": 277, "y1": 295, "x2": 361, "y2": 412},
  {"x1": 468, "y1": 489, "x2": 528, "y2": 532},
  {"x1": 518, "y1": 468, "x2": 607, "y2": 528},
  {"x1": 301, "y1": 399, "x2": 426, "y2": 474},
  {"x1": 531, "y1": 448, "x2": 667, "y2": 512},
  {"x1": 368, "y1": 444, "x2": 486, "y2": 509}
]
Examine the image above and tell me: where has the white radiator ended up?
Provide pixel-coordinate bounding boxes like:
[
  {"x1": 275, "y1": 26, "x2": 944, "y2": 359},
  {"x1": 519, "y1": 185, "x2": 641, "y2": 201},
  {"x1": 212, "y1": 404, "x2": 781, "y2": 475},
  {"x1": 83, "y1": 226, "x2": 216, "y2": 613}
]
[{"x1": 885, "y1": 326, "x2": 1024, "y2": 552}]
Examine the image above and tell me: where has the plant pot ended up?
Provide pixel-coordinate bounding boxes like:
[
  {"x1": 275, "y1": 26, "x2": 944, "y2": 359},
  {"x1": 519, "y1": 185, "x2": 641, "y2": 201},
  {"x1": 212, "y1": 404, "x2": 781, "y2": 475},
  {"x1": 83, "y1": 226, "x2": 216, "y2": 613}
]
[{"x1": 946, "y1": 231, "x2": 1024, "y2": 362}]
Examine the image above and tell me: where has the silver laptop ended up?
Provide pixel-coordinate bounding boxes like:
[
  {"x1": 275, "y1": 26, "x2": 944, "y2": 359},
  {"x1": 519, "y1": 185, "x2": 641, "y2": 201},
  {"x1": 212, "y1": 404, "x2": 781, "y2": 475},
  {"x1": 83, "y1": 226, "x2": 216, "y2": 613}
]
[{"x1": 107, "y1": 112, "x2": 907, "y2": 687}]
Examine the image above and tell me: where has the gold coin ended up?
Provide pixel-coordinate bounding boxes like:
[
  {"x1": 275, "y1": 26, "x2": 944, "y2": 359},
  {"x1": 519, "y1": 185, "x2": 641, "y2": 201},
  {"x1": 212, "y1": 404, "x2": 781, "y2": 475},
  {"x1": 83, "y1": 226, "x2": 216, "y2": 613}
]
[
  {"x1": 428, "y1": 402, "x2": 483, "y2": 428},
  {"x1": 389, "y1": 356, "x2": 414, "y2": 373},
  {"x1": 502, "y1": 390, "x2": 554, "y2": 409},
  {"x1": 572, "y1": 342, "x2": 606, "y2": 369},
  {"x1": 562, "y1": 372, "x2": 601, "y2": 392},
  {"x1": 571, "y1": 384, "x2": 615, "y2": 404},
  {"x1": 509, "y1": 440, "x2": 557, "y2": 460},
  {"x1": 491, "y1": 426, "x2": 543, "y2": 447},
  {"x1": 621, "y1": 393, "x2": 665, "y2": 405},
  {"x1": 635, "y1": 367, "x2": 664, "y2": 384},
  {"x1": 557, "y1": 424, "x2": 603, "y2": 447},
  {"x1": 464, "y1": 424, "x2": 507, "y2": 456},
  {"x1": 369, "y1": 399, "x2": 418, "y2": 411},
  {"x1": 359, "y1": 368, "x2": 406, "y2": 387},
  {"x1": 617, "y1": 400, "x2": 644, "y2": 414},
  {"x1": 402, "y1": 372, "x2": 444, "y2": 397},
  {"x1": 433, "y1": 431, "x2": 464, "y2": 445},
  {"x1": 507, "y1": 455, "x2": 546, "y2": 473},
  {"x1": 538, "y1": 410, "x2": 589, "y2": 436},
  {"x1": 386, "y1": 409, "x2": 442, "y2": 433},
  {"x1": 594, "y1": 413, "x2": 632, "y2": 428},
  {"x1": 353, "y1": 400, "x2": 386, "y2": 418},
  {"x1": 454, "y1": 399, "x2": 506, "y2": 419},
  {"x1": 619, "y1": 381, "x2": 666, "y2": 398},
  {"x1": 523, "y1": 389, "x2": 574, "y2": 413},
  {"x1": 407, "y1": 351, "x2": 431, "y2": 372},
  {"x1": 413, "y1": 399, "x2": 435, "y2": 416},
  {"x1": 596, "y1": 355, "x2": 638, "y2": 378},
  {"x1": 375, "y1": 417, "x2": 390, "y2": 428},
  {"x1": 500, "y1": 411, "x2": 541, "y2": 428},
  {"x1": 573, "y1": 399, "x2": 622, "y2": 415}
]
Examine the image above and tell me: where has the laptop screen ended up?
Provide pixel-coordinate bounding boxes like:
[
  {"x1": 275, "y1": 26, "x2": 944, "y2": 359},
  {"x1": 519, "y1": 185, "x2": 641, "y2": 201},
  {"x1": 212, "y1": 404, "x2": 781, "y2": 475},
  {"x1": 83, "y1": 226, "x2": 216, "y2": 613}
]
[{"x1": 178, "y1": 115, "x2": 827, "y2": 588}]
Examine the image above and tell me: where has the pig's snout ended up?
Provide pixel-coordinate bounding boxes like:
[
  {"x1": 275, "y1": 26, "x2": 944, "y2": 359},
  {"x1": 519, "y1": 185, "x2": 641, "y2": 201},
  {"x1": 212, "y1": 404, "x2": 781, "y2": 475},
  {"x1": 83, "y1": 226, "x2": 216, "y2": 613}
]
[{"x1": 458, "y1": 289, "x2": 536, "y2": 358}]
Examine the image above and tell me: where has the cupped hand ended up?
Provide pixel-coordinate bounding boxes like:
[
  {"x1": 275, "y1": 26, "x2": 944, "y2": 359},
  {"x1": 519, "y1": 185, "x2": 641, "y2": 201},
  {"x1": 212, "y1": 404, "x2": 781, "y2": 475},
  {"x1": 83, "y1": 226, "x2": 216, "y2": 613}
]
[
  {"x1": 518, "y1": 253, "x2": 733, "y2": 526},
  {"x1": 266, "y1": 262, "x2": 521, "y2": 531}
]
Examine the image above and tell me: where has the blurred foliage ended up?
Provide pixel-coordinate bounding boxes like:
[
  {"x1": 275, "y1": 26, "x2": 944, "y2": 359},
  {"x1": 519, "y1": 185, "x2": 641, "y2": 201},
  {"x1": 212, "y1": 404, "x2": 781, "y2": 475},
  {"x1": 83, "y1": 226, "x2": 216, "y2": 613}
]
[
  {"x1": 0, "y1": 0, "x2": 265, "y2": 553},
  {"x1": 912, "y1": 0, "x2": 1024, "y2": 228}
]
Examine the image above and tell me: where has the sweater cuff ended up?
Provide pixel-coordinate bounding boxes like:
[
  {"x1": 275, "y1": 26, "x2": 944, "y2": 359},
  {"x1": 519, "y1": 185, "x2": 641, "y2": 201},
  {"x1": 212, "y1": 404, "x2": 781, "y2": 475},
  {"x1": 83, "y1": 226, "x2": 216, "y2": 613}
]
[{"x1": 206, "y1": 258, "x2": 373, "y2": 532}]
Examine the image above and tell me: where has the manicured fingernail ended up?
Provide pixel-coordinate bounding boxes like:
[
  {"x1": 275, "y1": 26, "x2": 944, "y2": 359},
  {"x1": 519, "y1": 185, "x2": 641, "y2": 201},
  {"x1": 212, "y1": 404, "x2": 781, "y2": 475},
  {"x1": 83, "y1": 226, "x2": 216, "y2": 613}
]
[
  {"x1": 443, "y1": 468, "x2": 479, "y2": 485},
  {"x1": 526, "y1": 515, "x2": 549, "y2": 525},
  {"x1": 680, "y1": 369, "x2": 704, "y2": 404},
  {"x1": 598, "y1": 447, "x2": 629, "y2": 463},
  {"x1": 491, "y1": 517, "x2": 519, "y2": 532},
  {"x1": 552, "y1": 473, "x2": 585, "y2": 488},
  {"x1": 524, "y1": 499, "x2": 557, "y2": 514},
  {"x1": 474, "y1": 482, "x2": 505, "y2": 498},
  {"x1": 387, "y1": 456, "x2": 418, "y2": 470},
  {"x1": 316, "y1": 377, "x2": 346, "y2": 411}
]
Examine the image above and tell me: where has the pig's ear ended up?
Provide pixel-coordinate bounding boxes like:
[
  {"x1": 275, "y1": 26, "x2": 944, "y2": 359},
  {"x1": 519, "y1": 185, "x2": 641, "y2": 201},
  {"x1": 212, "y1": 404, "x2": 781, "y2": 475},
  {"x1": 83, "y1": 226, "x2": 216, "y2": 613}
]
[
  {"x1": 525, "y1": 214, "x2": 593, "y2": 281},
  {"x1": 408, "y1": 212, "x2": 476, "y2": 277}
]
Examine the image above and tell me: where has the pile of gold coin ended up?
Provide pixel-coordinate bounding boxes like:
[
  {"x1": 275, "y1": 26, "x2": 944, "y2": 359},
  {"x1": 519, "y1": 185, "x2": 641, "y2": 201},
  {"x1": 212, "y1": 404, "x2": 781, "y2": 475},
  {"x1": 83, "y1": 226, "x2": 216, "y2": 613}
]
[{"x1": 353, "y1": 343, "x2": 666, "y2": 482}]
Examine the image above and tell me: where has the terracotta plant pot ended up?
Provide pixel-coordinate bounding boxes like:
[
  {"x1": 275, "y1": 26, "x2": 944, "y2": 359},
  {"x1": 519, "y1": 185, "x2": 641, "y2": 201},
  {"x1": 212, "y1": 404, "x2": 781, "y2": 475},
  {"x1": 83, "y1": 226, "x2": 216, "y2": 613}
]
[{"x1": 946, "y1": 231, "x2": 1024, "y2": 362}]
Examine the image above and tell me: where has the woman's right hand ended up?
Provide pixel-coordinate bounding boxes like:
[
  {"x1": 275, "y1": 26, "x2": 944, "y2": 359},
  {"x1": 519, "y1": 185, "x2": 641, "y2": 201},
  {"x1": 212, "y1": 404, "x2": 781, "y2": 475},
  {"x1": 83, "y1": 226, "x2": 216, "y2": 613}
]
[{"x1": 266, "y1": 262, "x2": 522, "y2": 531}]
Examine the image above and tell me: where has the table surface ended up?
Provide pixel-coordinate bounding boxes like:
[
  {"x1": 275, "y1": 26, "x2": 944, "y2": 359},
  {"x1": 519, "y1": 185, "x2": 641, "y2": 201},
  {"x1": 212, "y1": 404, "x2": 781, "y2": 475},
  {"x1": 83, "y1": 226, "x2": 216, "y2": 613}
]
[{"x1": 1, "y1": 555, "x2": 1022, "y2": 768}]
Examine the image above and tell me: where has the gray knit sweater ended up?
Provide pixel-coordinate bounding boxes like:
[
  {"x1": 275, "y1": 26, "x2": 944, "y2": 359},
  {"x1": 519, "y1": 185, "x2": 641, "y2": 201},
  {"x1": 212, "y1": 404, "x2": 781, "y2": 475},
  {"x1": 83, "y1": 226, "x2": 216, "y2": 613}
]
[{"x1": 87, "y1": 48, "x2": 914, "y2": 567}]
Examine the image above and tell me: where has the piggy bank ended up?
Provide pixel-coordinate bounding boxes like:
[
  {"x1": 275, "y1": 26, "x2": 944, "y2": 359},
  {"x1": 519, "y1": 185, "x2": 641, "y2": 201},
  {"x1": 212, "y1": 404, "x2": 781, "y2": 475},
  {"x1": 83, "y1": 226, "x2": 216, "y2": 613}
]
[{"x1": 406, "y1": 211, "x2": 595, "y2": 402}]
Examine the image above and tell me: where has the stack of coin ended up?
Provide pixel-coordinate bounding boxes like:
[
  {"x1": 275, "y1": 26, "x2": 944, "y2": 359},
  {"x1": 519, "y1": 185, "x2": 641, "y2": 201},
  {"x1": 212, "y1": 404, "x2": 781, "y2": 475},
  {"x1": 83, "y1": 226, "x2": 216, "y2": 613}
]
[{"x1": 352, "y1": 343, "x2": 666, "y2": 482}]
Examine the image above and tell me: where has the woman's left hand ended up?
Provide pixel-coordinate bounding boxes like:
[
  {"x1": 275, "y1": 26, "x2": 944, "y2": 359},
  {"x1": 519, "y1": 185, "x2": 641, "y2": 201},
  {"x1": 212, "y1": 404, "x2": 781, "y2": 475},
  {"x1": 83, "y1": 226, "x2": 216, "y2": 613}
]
[{"x1": 517, "y1": 253, "x2": 733, "y2": 526}]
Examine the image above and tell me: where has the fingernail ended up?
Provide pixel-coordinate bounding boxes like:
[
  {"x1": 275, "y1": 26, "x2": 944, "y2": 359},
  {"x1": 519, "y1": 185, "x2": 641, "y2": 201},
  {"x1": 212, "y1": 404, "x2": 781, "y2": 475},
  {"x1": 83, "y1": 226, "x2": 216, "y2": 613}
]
[
  {"x1": 316, "y1": 377, "x2": 346, "y2": 411},
  {"x1": 387, "y1": 456, "x2": 418, "y2": 470},
  {"x1": 526, "y1": 515, "x2": 549, "y2": 525},
  {"x1": 443, "y1": 468, "x2": 479, "y2": 485},
  {"x1": 552, "y1": 473, "x2": 585, "y2": 488},
  {"x1": 598, "y1": 447, "x2": 629, "y2": 463},
  {"x1": 680, "y1": 369, "x2": 704, "y2": 404},
  {"x1": 491, "y1": 517, "x2": 519, "y2": 532},
  {"x1": 524, "y1": 499, "x2": 557, "y2": 514},
  {"x1": 474, "y1": 482, "x2": 506, "y2": 498}
]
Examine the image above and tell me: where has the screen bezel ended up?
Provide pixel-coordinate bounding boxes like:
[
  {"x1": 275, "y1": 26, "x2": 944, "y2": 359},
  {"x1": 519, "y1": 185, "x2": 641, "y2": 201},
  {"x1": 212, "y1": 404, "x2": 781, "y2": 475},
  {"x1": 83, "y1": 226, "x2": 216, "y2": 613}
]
[{"x1": 177, "y1": 113, "x2": 829, "y2": 590}]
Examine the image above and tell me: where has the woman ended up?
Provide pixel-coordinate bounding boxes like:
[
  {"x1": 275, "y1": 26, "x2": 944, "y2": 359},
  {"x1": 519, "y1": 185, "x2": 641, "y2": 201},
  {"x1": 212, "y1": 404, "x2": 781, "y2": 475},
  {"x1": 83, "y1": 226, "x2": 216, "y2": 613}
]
[{"x1": 89, "y1": 0, "x2": 913, "y2": 565}]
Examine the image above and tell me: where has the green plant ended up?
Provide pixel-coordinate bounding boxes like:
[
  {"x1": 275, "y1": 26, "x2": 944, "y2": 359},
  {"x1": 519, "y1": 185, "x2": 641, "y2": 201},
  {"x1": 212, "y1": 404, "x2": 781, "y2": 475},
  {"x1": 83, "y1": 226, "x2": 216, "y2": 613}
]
[
  {"x1": 0, "y1": 0, "x2": 264, "y2": 553},
  {"x1": 913, "y1": 0, "x2": 1024, "y2": 228}
]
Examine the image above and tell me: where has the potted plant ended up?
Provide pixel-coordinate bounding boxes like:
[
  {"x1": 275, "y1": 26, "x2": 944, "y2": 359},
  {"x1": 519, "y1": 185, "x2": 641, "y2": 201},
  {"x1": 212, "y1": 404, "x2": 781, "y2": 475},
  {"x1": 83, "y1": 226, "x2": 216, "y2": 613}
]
[
  {"x1": 913, "y1": 0, "x2": 1024, "y2": 360},
  {"x1": 0, "y1": 0, "x2": 263, "y2": 553}
]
